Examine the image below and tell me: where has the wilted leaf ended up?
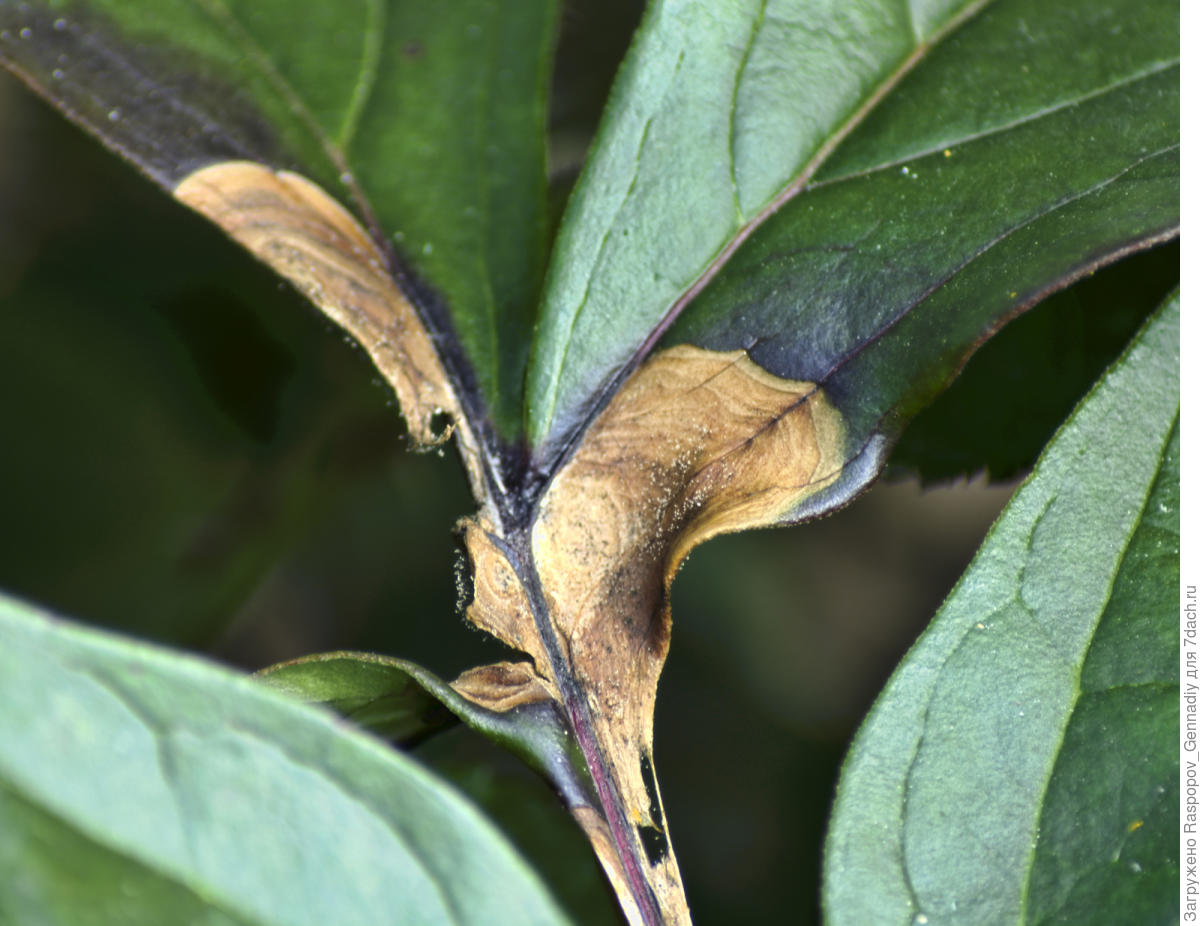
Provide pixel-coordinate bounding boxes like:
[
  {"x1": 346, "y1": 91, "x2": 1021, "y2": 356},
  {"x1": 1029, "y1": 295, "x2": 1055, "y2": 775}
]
[
  {"x1": 173, "y1": 161, "x2": 482, "y2": 483},
  {"x1": 824, "y1": 292, "x2": 1179, "y2": 923},
  {"x1": 460, "y1": 342, "x2": 847, "y2": 921},
  {"x1": 0, "y1": 593, "x2": 571, "y2": 926}
]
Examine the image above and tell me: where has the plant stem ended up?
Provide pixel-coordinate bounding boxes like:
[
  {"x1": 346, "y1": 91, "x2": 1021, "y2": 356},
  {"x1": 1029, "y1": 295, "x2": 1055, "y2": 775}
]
[{"x1": 509, "y1": 528, "x2": 666, "y2": 926}]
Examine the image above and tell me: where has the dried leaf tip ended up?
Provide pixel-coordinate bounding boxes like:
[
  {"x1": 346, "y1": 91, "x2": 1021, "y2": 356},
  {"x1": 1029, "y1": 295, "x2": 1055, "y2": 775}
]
[{"x1": 173, "y1": 160, "x2": 487, "y2": 496}]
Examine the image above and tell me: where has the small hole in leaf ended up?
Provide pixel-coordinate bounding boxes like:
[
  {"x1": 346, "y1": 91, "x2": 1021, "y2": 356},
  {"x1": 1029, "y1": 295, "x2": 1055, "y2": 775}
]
[
  {"x1": 429, "y1": 410, "x2": 453, "y2": 441},
  {"x1": 638, "y1": 824, "x2": 669, "y2": 867}
]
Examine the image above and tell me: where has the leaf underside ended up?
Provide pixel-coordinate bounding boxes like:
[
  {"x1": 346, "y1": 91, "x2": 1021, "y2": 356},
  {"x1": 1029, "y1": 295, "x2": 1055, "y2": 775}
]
[
  {"x1": 824, "y1": 292, "x2": 1179, "y2": 924},
  {"x1": 0, "y1": 594, "x2": 571, "y2": 926}
]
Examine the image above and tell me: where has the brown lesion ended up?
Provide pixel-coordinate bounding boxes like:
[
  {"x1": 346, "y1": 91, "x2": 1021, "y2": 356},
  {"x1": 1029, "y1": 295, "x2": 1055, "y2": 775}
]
[
  {"x1": 458, "y1": 515, "x2": 561, "y2": 688},
  {"x1": 173, "y1": 161, "x2": 489, "y2": 503},
  {"x1": 463, "y1": 345, "x2": 845, "y2": 924},
  {"x1": 533, "y1": 345, "x2": 843, "y2": 821},
  {"x1": 174, "y1": 160, "x2": 848, "y2": 926},
  {"x1": 450, "y1": 660, "x2": 559, "y2": 713}
]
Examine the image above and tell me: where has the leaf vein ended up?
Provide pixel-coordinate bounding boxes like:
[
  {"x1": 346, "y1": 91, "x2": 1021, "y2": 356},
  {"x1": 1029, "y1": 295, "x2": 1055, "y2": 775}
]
[
  {"x1": 1015, "y1": 411, "x2": 1178, "y2": 922},
  {"x1": 807, "y1": 143, "x2": 1179, "y2": 392},
  {"x1": 726, "y1": 0, "x2": 768, "y2": 225},
  {"x1": 337, "y1": 0, "x2": 386, "y2": 152},
  {"x1": 808, "y1": 59, "x2": 1180, "y2": 190}
]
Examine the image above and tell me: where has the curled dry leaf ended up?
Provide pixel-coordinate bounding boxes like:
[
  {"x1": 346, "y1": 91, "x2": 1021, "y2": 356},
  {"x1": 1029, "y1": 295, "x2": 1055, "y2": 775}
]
[
  {"x1": 451, "y1": 660, "x2": 560, "y2": 714},
  {"x1": 174, "y1": 162, "x2": 489, "y2": 501},
  {"x1": 465, "y1": 345, "x2": 845, "y2": 924}
]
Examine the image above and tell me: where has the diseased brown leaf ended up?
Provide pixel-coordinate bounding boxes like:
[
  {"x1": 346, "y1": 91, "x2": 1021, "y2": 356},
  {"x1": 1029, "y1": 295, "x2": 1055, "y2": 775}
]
[
  {"x1": 167, "y1": 161, "x2": 845, "y2": 926},
  {"x1": 465, "y1": 345, "x2": 845, "y2": 925},
  {"x1": 451, "y1": 660, "x2": 560, "y2": 713},
  {"x1": 460, "y1": 516, "x2": 560, "y2": 685},
  {"x1": 572, "y1": 804, "x2": 646, "y2": 926},
  {"x1": 174, "y1": 162, "x2": 489, "y2": 500}
]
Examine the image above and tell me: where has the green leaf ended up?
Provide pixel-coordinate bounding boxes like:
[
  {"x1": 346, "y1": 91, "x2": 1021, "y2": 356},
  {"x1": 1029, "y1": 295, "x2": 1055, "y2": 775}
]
[
  {"x1": 258, "y1": 651, "x2": 598, "y2": 814},
  {"x1": 528, "y1": 0, "x2": 1178, "y2": 479},
  {"x1": 0, "y1": 593, "x2": 571, "y2": 926},
  {"x1": 256, "y1": 651, "x2": 459, "y2": 744},
  {"x1": 823, "y1": 292, "x2": 1179, "y2": 924},
  {"x1": 890, "y1": 240, "x2": 1179, "y2": 482},
  {"x1": 259, "y1": 653, "x2": 617, "y2": 923},
  {"x1": 0, "y1": 0, "x2": 557, "y2": 439}
]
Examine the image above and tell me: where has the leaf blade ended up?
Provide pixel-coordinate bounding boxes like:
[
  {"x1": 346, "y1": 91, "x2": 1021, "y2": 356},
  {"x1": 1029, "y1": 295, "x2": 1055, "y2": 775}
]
[
  {"x1": 823, "y1": 291, "x2": 1179, "y2": 924},
  {"x1": 662, "y1": 0, "x2": 1178, "y2": 521},
  {"x1": 256, "y1": 651, "x2": 460, "y2": 744},
  {"x1": 258, "y1": 652, "x2": 600, "y2": 817},
  {"x1": 0, "y1": 593, "x2": 571, "y2": 926},
  {"x1": 527, "y1": 0, "x2": 988, "y2": 456},
  {"x1": 0, "y1": 0, "x2": 557, "y2": 440},
  {"x1": 527, "y1": 0, "x2": 1178, "y2": 482}
]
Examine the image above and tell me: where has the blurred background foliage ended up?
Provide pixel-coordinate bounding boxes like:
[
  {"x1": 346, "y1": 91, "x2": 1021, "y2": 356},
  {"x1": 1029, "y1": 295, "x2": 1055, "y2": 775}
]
[{"x1": 0, "y1": 2, "x2": 1176, "y2": 922}]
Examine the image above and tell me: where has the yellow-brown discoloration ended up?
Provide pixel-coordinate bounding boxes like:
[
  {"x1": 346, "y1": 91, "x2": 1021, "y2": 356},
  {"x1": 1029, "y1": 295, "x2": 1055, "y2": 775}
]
[
  {"x1": 571, "y1": 806, "x2": 647, "y2": 926},
  {"x1": 174, "y1": 161, "x2": 487, "y2": 500},
  {"x1": 459, "y1": 516, "x2": 559, "y2": 690},
  {"x1": 176, "y1": 163, "x2": 847, "y2": 926},
  {"x1": 451, "y1": 660, "x2": 558, "y2": 713},
  {"x1": 531, "y1": 345, "x2": 845, "y2": 922}
]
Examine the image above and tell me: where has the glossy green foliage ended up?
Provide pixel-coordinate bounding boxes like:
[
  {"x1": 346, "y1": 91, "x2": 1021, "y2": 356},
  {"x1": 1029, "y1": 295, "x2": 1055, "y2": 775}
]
[
  {"x1": 0, "y1": 593, "x2": 570, "y2": 926},
  {"x1": 0, "y1": 0, "x2": 557, "y2": 438},
  {"x1": 825, "y1": 293, "x2": 1179, "y2": 924}
]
